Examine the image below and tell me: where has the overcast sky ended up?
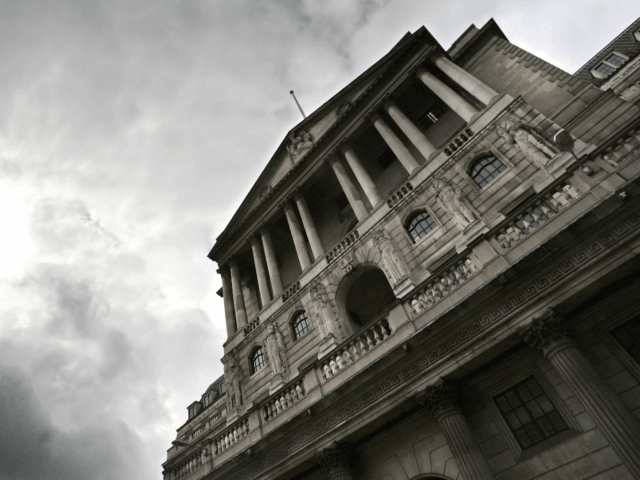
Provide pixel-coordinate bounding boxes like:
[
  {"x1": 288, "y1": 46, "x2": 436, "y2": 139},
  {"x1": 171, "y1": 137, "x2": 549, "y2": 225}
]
[{"x1": 1, "y1": 1, "x2": 639, "y2": 479}]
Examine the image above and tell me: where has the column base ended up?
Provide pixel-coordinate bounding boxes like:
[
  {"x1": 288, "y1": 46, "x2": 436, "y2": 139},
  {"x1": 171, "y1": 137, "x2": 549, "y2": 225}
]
[
  {"x1": 392, "y1": 276, "x2": 415, "y2": 298},
  {"x1": 318, "y1": 335, "x2": 339, "y2": 359},
  {"x1": 268, "y1": 374, "x2": 286, "y2": 395}
]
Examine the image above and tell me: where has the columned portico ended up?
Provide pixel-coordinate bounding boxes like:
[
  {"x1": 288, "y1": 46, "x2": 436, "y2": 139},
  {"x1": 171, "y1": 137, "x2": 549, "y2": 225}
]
[
  {"x1": 283, "y1": 201, "x2": 312, "y2": 270},
  {"x1": 433, "y1": 54, "x2": 498, "y2": 106},
  {"x1": 369, "y1": 113, "x2": 421, "y2": 173},
  {"x1": 259, "y1": 226, "x2": 284, "y2": 297},
  {"x1": 318, "y1": 443, "x2": 353, "y2": 480},
  {"x1": 340, "y1": 144, "x2": 384, "y2": 207},
  {"x1": 294, "y1": 191, "x2": 325, "y2": 260},
  {"x1": 421, "y1": 382, "x2": 497, "y2": 480},
  {"x1": 328, "y1": 156, "x2": 369, "y2": 220},
  {"x1": 416, "y1": 67, "x2": 479, "y2": 122},
  {"x1": 250, "y1": 235, "x2": 272, "y2": 306},
  {"x1": 228, "y1": 259, "x2": 248, "y2": 329},
  {"x1": 383, "y1": 99, "x2": 437, "y2": 160},
  {"x1": 217, "y1": 266, "x2": 237, "y2": 337},
  {"x1": 521, "y1": 312, "x2": 640, "y2": 478}
]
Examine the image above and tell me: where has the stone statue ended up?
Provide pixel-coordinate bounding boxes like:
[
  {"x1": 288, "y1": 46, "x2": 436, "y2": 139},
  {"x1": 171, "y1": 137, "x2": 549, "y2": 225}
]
[
  {"x1": 435, "y1": 179, "x2": 476, "y2": 231},
  {"x1": 310, "y1": 284, "x2": 337, "y2": 339},
  {"x1": 224, "y1": 355, "x2": 244, "y2": 410},
  {"x1": 265, "y1": 323, "x2": 287, "y2": 376},
  {"x1": 374, "y1": 229, "x2": 410, "y2": 285},
  {"x1": 501, "y1": 116, "x2": 559, "y2": 167},
  {"x1": 287, "y1": 129, "x2": 313, "y2": 158}
]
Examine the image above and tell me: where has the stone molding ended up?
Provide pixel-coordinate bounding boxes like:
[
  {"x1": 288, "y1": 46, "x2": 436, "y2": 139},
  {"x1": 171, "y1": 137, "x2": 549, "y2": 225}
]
[
  {"x1": 420, "y1": 381, "x2": 459, "y2": 418},
  {"x1": 520, "y1": 310, "x2": 572, "y2": 354}
]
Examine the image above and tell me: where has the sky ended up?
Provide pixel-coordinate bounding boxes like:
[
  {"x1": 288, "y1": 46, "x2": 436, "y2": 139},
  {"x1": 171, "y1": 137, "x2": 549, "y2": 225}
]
[{"x1": 0, "y1": 1, "x2": 638, "y2": 479}]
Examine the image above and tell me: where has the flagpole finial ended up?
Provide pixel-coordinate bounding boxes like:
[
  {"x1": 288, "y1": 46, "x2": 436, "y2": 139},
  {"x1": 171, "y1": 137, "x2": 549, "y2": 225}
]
[{"x1": 290, "y1": 90, "x2": 306, "y2": 119}]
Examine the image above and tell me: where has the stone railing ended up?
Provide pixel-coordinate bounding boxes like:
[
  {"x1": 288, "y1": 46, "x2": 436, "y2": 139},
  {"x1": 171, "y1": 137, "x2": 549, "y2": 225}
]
[
  {"x1": 318, "y1": 316, "x2": 393, "y2": 381},
  {"x1": 444, "y1": 127, "x2": 474, "y2": 156},
  {"x1": 261, "y1": 378, "x2": 307, "y2": 422},
  {"x1": 244, "y1": 317, "x2": 260, "y2": 336},
  {"x1": 408, "y1": 256, "x2": 478, "y2": 317},
  {"x1": 190, "y1": 410, "x2": 224, "y2": 441},
  {"x1": 172, "y1": 449, "x2": 207, "y2": 480},
  {"x1": 494, "y1": 182, "x2": 581, "y2": 250},
  {"x1": 326, "y1": 230, "x2": 360, "y2": 264},
  {"x1": 601, "y1": 123, "x2": 640, "y2": 166},
  {"x1": 387, "y1": 182, "x2": 414, "y2": 208},
  {"x1": 283, "y1": 281, "x2": 301, "y2": 301},
  {"x1": 212, "y1": 417, "x2": 250, "y2": 456}
]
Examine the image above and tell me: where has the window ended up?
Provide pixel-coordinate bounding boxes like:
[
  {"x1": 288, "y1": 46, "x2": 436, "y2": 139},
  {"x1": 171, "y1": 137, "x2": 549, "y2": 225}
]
[
  {"x1": 419, "y1": 104, "x2": 445, "y2": 129},
  {"x1": 203, "y1": 392, "x2": 214, "y2": 408},
  {"x1": 406, "y1": 211, "x2": 437, "y2": 243},
  {"x1": 605, "y1": 53, "x2": 626, "y2": 67},
  {"x1": 470, "y1": 155, "x2": 507, "y2": 188},
  {"x1": 334, "y1": 193, "x2": 349, "y2": 211},
  {"x1": 611, "y1": 317, "x2": 640, "y2": 364},
  {"x1": 219, "y1": 382, "x2": 225, "y2": 395},
  {"x1": 376, "y1": 149, "x2": 396, "y2": 170},
  {"x1": 493, "y1": 376, "x2": 569, "y2": 450},
  {"x1": 593, "y1": 52, "x2": 628, "y2": 78},
  {"x1": 188, "y1": 406, "x2": 198, "y2": 419},
  {"x1": 292, "y1": 311, "x2": 311, "y2": 340},
  {"x1": 250, "y1": 347, "x2": 265, "y2": 374}
]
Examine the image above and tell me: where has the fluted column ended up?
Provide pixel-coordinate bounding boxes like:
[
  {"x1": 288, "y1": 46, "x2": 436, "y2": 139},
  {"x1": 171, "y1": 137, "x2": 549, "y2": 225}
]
[
  {"x1": 433, "y1": 54, "x2": 498, "y2": 106},
  {"x1": 250, "y1": 235, "x2": 271, "y2": 306},
  {"x1": 228, "y1": 259, "x2": 247, "y2": 329},
  {"x1": 328, "y1": 156, "x2": 369, "y2": 220},
  {"x1": 340, "y1": 144, "x2": 384, "y2": 206},
  {"x1": 217, "y1": 267, "x2": 237, "y2": 336},
  {"x1": 416, "y1": 67, "x2": 479, "y2": 122},
  {"x1": 521, "y1": 311, "x2": 640, "y2": 478},
  {"x1": 294, "y1": 191, "x2": 325, "y2": 259},
  {"x1": 421, "y1": 382, "x2": 497, "y2": 480},
  {"x1": 318, "y1": 443, "x2": 353, "y2": 480},
  {"x1": 383, "y1": 99, "x2": 437, "y2": 160},
  {"x1": 369, "y1": 113, "x2": 421, "y2": 173},
  {"x1": 259, "y1": 226, "x2": 284, "y2": 297},
  {"x1": 283, "y1": 200, "x2": 312, "y2": 270}
]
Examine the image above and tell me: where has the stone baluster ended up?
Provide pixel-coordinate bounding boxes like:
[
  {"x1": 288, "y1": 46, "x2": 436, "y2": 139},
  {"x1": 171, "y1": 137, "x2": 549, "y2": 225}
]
[
  {"x1": 328, "y1": 156, "x2": 369, "y2": 220},
  {"x1": 217, "y1": 266, "x2": 237, "y2": 336},
  {"x1": 339, "y1": 144, "x2": 384, "y2": 207},
  {"x1": 283, "y1": 200, "x2": 312, "y2": 270},
  {"x1": 369, "y1": 113, "x2": 422, "y2": 173},
  {"x1": 259, "y1": 226, "x2": 284, "y2": 297},
  {"x1": 432, "y1": 54, "x2": 498, "y2": 105},
  {"x1": 521, "y1": 311, "x2": 640, "y2": 478},
  {"x1": 383, "y1": 99, "x2": 437, "y2": 160},
  {"x1": 415, "y1": 67, "x2": 479, "y2": 122},
  {"x1": 318, "y1": 443, "x2": 353, "y2": 480},
  {"x1": 229, "y1": 259, "x2": 247, "y2": 329},
  {"x1": 420, "y1": 381, "x2": 497, "y2": 480},
  {"x1": 250, "y1": 235, "x2": 272, "y2": 306},
  {"x1": 294, "y1": 190, "x2": 326, "y2": 259}
]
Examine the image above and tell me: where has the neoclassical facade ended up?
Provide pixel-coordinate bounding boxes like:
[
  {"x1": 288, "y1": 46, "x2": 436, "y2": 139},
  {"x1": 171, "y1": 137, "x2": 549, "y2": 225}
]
[{"x1": 163, "y1": 18, "x2": 640, "y2": 480}]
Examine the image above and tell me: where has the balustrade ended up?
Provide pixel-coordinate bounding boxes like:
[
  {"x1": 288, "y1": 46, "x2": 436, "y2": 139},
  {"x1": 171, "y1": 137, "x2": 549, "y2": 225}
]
[
  {"x1": 190, "y1": 410, "x2": 223, "y2": 440},
  {"x1": 494, "y1": 182, "x2": 581, "y2": 250},
  {"x1": 318, "y1": 317, "x2": 393, "y2": 381},
  {"x1": 387, "y1": 182, "x2": 414, "y2": 208},
  {"x1": 325, "y1": 231, "x2": 360, "y2": 264},
  {"x1": 443, "y1": 128, "x2": 474, "y2": 156},
  {"x1": 261, "y1": 378, "x2": 306, "y2": 422},
  {"x1": 602, "y1": 124, "x2": 640, "y2": 165},
  {"x1": 173, "y1": 449, "x2": 207, "y2": 480},
  {"x1": 244, "y1": 317, "x2": 260, "y2": 336},
  {"x1": 212, "y1": 418, "x2": 251, "y2": 456},
  {"x1": 408, "y1": 257, "x2": 478, "y2": 317},
  {"x1": 282, "y1": 281, "x2": 301, "y2": 301}
]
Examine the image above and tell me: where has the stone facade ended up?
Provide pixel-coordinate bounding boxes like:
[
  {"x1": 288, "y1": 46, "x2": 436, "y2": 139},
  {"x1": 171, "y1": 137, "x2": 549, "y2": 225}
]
[{"x1": 163, "y1": 17, "x2": 640, "y2": 480}]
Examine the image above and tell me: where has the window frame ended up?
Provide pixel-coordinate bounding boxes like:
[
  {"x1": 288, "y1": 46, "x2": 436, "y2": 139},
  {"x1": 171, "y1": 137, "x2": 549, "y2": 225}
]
[
  {"x1": 249, "y1": 346, "x2": 266, "y2": 375},
  {"x1": 596, "y1": 305, "x2": 640, "y2": 382},
  {"x1": 291, "y1": 310, "x2": 311, "y2": 341},
  {"x1": 456, "y1": 147, "x2": 515, "y2": 198},
  {"x1": 405, "y1": 209, "x2": 438, "y2": 244},
  {"x1": 400, "y1": 204, "x2": 442, "y2": 248},
  {"x1": 590, "y1": 51, "x2": 629, "y2": 79},
  {"x1": 468, "y1": 154, "x2": 509, "y2": 189}
]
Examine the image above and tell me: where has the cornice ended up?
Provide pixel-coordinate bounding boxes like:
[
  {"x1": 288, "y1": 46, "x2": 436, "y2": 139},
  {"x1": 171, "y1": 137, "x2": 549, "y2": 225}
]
[{"x1": 452, "y1": 18, "x2": 508, "y2": 68}]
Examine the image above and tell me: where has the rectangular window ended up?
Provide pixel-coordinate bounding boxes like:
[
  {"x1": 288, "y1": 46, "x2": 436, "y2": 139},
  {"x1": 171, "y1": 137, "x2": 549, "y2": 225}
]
[
  {"x1": 493, "y1": 376, "x2": 569, "y2": 450},
  {"x1": 606, "y1": 53, "x2": 626, "y2": 67},
  {"x1": 376, "y1": 149, "x2": 396, "y2": 170},
  {"x1": 611, "y1": 317, "x2": 640, "y2": 363},
  {"x1": 595, "y1": 63, "x2": 616, "y2": 76},
  {"x1": 419, "y1": 105, "x2": 445, "y2": 130},
  {"x1": 334, "y1": 193, "x2": 349, "y2": 211}
]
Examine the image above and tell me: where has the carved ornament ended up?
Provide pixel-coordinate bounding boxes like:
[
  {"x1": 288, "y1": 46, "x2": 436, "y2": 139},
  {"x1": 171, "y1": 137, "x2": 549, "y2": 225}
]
[
  {"x1": 520, "y1": 310, "x2": 572, "y2": 354},
  {"x1": 338, "y1": 252, "x2": 356, "y2": 275},
  {"x1": 419, "y1": 380, "x2": 459, "y2": 418},
  {"x1": 336, "y1": 101, "x2": 352, "y2": 117},
  {"x1": 287, "y1": 129, "x2": 313, "y2": 159},
  {"x1": 317, "y1": 443, "x2": 352, "y2": 473}
]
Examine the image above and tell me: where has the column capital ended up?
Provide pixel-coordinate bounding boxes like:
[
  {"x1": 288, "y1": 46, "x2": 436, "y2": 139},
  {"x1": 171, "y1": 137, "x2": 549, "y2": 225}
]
[
  {"x1": 520, "y1": 309, "x2": 573, "y2": 355},
  {"x1": 419, "y1": 380, "x2": 460, "y2": 419},
  {"x1": 366, "y1": 110, "x2": 384, "y2": 124},
  {"x1": 317, "y1": 443, "x2": 352, "y2": 475},
  {"x1": 374, "y1": 93, "x2": 393, "y2": 111},
  {"x1": 249, "y1": 232, "x2": 262, "y2": 246}
]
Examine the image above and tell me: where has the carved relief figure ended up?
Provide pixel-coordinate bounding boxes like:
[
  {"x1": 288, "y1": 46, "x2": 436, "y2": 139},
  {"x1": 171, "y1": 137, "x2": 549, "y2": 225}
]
[
  {"x1": 265, "y1": 323, "x2": 287, "y2": 376},
  {"x1": 286, "y1": 129, "x2": 313, "y2": 158},
  {"x1": 310, "y1": 284, "x2": 337, "y2": 339},
  {"x1": 374, "y1": 229, "x2": 410, "y2": 285},
  {"x1": 435, "y1": 179, "x2": 476, "y2": 231},
  {"x1": 500, "y1": 116, "x2": 559, "y2": 167},
  {"x1": 224, "y1": 355, "x2": 244, "y2": 409}
]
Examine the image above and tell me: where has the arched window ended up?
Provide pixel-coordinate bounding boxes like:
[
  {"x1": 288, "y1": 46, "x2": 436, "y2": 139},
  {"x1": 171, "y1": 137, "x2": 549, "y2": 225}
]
[
  {"x1": 406, "y1": 211, "x2": 436, "y2": 243},
  {"x1": 291, "y1": 311, "x2": 311, "y2": 340},
  {"x1": 250, "y1": 347, "x2": 265, "y2": 374},
  {"x1": 470, "y1": 155, "x2": 507, "y2": 188}
]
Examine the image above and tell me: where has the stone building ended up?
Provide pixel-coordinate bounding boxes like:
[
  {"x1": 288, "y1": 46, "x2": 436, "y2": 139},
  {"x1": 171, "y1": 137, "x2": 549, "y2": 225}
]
[{"x1": 163, "y1": 17, "x2": 640, "y2": 480}]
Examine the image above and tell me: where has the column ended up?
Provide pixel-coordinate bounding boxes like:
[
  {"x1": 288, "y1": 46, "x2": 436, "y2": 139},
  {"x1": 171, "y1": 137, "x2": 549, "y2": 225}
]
[
  {"x1": 521, "y1": 311, "x2": 640, "y2": 478},
  {"x1": 283, "y1": 201, "x2": 312, "y2": 270},
  {"x1": 328, "y1": 156, "x2": 369, "y2": 220},
  {"x1": 421, "y1": 382, "x2": 497, "y2": 480},
  {"x1": 318, "y1": 443, "x2": 353, "y2": 480},
  {"x1": 383, "y1": 100, "x2": 437, "y2": 160},
  {"x1": 228, "y1": 259, "x2": 247, "y2": 329},
  {"x1": 217, "y1": 267, "x2": 237, "y2": 336},
  {"x1": 433, "y1": 54, "x2": 498, "y2": 106},
  {"x1": 369, "y1": 113, "x2": 421, "y2": 174},
  {"x1": 241, "y1": 276, "x2": 259, "y2": 318},
  {"x1": 294, "y1": 191, "x2": 325, "y2": 260},
  {"x1": 340, "y1": 144, "x2": 384, "y2": 206},
  {"x1": 259, "y1": 226, "x2": 284, "y2": 297},
  {"x1": 250, "y1": 235, "x2": 271, "y2": 306},
  {"x1": 416, "y1": 67, "x2": 479, "y2": 122}
]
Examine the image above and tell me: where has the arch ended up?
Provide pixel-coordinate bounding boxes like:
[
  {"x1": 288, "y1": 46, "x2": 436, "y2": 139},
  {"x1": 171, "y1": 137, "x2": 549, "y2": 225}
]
[
  {"x1": 468, "y1": 154, "x2": 507, "y2": 188},
  {"x1": 405, "y1": 209, "x2": 437, "y2": 243},
  {"x1": 290, "y1": 310, "x2": 311, "y2": 340},
  {"x1": 335, "y1": 263, "x2": 396, "y2": 335},
  {"x1": 249, "y1": 346, "x2": 265, "y2": 375}
]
